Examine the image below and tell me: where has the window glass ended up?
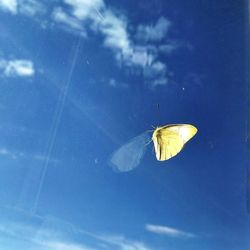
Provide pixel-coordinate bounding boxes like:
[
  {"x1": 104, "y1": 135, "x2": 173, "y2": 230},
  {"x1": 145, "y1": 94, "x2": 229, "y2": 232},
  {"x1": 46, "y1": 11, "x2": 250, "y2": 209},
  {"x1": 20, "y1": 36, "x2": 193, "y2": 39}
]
[{"x1": 0, "y1": 0, "x2": 247, "y2": 249}]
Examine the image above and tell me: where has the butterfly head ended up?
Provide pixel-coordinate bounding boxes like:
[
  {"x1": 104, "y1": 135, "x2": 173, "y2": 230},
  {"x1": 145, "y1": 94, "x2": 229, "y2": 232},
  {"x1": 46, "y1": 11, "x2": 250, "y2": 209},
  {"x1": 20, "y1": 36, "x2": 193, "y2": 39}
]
[{"x1": 152, "y1": 126, "x2": 164, "y2": 140}]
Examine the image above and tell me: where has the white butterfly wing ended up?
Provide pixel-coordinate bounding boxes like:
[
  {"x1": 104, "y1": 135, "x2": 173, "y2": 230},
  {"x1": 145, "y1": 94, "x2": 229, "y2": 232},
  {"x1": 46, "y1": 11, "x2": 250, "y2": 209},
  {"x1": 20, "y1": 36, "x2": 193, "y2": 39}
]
[
  {"x1": 110, "y1": 132, "x2": 151, "y2": 172},
  {"x1": 152, "y1": 124, "x2": 197, "y2": 161}
]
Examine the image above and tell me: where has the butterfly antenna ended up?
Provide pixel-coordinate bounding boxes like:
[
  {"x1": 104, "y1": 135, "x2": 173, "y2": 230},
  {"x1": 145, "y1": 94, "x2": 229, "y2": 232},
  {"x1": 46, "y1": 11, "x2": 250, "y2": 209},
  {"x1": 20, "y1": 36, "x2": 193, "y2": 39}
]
[{"x1": 156, "y1": 103, "x2": 161, "y2": 126}]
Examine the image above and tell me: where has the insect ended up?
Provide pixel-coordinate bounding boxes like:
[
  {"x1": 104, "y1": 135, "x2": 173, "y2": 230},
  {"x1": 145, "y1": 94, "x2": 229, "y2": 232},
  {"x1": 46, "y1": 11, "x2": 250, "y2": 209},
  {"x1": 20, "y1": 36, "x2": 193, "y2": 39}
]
[
  {"x1": 110, "y1": 124, "x2": 198, "y2": 172},
  {"x1": 152, "y1": 124, "x2": 197, "y2": 161}
]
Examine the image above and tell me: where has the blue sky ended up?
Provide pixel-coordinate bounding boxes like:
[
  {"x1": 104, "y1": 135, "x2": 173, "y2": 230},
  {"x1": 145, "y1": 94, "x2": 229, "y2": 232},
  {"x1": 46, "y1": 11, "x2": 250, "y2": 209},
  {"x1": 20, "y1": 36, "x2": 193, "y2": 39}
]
[{"x1": 0, "y1": 0, "x2": 248, "y2": 249}]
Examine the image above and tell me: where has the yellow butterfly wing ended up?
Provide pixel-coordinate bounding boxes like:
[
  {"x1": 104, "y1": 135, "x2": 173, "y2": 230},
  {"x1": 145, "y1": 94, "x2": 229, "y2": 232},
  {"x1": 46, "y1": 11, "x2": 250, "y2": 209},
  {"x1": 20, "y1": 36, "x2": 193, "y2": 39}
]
[{"x1": 152, "y1": 124, "x2": 197, "y2": 161}]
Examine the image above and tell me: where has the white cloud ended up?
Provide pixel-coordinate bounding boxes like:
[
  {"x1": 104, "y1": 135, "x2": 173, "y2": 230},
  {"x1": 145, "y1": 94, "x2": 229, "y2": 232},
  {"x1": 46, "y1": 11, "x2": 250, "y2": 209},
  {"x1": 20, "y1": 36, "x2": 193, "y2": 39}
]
[
  {"x1": 0, "y1": 222, "x2": 95, "y2": 250},
  {"x1": 105, "y1": 236, "x2": 151, "y2": 250},
  {"x1": 52, "y1": 0, "x2": 104, "y2": 36},
  {"x1": 0, "y1": 0, "x2": 45, "y2": 16},
  {"x1": 123, "y1": 45, "x2": 156, "y2": 68},
  {"x1": 136, "y1": 17, "x2": 171, "y2": 42},
  {"x1": 143, "y1": 61, "x2": 166, "y2": 78},
  {"x1": 109, "y1": 78, "x2": 117, "y2": 87},
  {"x1": 0, "y1": 0, "x2": 17, "y2": 14},
  {"x1": 93, "y1": 12, "x2": 169, "y2": 87},
  {"x1": 19, "y1": 0, "x2": 46, "y2": 16},
  {"x1": 108, "y1": 78, "x2": 128, "y2": 88},
  {"x1": 151, "y1": 77, "x2": 169, "y2": 88},
  {"x1": 60, "y1": 0, "x2": 169, "y2": 88},
  {"x1": 0, "y1": 0, "x2": 183, "y2": 89},
  {"x1": 50, "y1": 1, "x2": 174, "y2": 88},
  {"x1": 40, "y1": 241, "x2": 94, "y2": 250},
  {"x1": 57, "y1": 0, "x2": 131, "y2": 57},
  {"x1": 0, "y1": 147, "x2": 20, "y2": 159},
  {"x1": 143, "y1": 61, "x2": 170, "y2": 88},
  {"x1": 32, "y1": 154, "x2": 59, "y2": 163},
  {"x1": 52, "y1": 7, "x2": 86, "y2": 35},
  {"x1": 98, "y1": 10, "x2": 131, "y2": 55},
  {"x1": 0, "y1": 146, "x2": 58, "y2": 163},
  {"x1": 158, "y1": 39, "x2": 193, "y2": 54},
  {"x1": 85, "y1": 233, "x2": 151, "y2": 250},
  {"x1": 0, "y1": 59, "x2": 35, "y2": 77},
  {"x1": 146, "y1": 224, "x2": 196, "y2": 238},
  {"x1": 93, "y1": 12, "x2": 170, "y2": 88},
  {"x1": 0, "y1": 219, "x2": 153, "y2": 250},
  {"x1": 64, "y1": 0, "x2": 104, "y2": 20},
  {"x1": 159, "y1": 44, "x2": 178, "y2": 54}
]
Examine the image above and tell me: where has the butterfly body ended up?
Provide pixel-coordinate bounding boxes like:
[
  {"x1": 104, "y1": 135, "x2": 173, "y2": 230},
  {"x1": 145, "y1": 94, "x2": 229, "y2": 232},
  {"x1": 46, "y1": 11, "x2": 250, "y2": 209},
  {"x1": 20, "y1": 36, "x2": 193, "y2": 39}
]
[{"x1": 152, "y1": 124, "x2": 197, "y2": 161}]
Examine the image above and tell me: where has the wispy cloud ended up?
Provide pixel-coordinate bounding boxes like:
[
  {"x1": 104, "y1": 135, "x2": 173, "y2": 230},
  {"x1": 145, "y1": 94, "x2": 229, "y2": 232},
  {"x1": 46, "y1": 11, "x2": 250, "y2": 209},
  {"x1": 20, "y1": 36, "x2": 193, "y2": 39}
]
[
  {"x1": 0, "y1": 0, "x2": 188, "y2": 89},
  {"x1": 146, "y1": 224, "x2": 196, "y2": 238},
  {"x1": 39, "y1": 240, "x2": 94, "y2": 250},
  {"x1": 143, "y1": 61, "x2": 166, "y2": 79},
  {"x1": 52, "y1": 7, "x2": 86, "y2": 36},
  {"x1": 0, "y1": 218, "x2": 152, "y2": 250},
  {"x1": 0, "y1": 59, "x2": 35, "y2": 77},
  {"x1": 0, "y1": 147, "x2": 21, "y2": 159},
  {"x1": 108, "y1": 78, "x2": 128, "y2": 88},
  {"x1": 135, "y1": 17, "x2": 171, "y2": 42},
  {"x1": 143, "y1": 61, "x2": 172, "y2": 88},
  {"x1": 50, "y1": 0, "x2": 104, "y2": 36},
  {"x1": 53, "y1": 0, "x2": 172, "y2": 89},
  {"x1": 19, "y1": 0, "x2": 46, "y2": 16},
  {"x1": 0, "y1": 0, "x2": 45, "y2": 16},
  {"x1": 150, "y1": 77, "x2": 169, "y2": 88},
  {"x1": 96, "y1": 10, "x2": 131, "y2": 55},
  {"x1": 0, "y1": 0, "x2": 17, "y2": 14},
  {"x1": 0, "y1": 146, "x2": 58, "y2": 163},
  {"x1": 32, "y1": 153, "x2": 58, "y2": 163},
  {"x1": 159, "y1": 40, "x2": 192, "y2": 55},
  {"x1": 159, "y1": 44, "x2": 178, "y2": 54},
  {"x1": 0, "y1": 222, "x2": 95, "y2": 250},
  {"x1": 95, "y1": 13, "x2": 175, "y2": 88},
  {"x1": 90, "y1": 234, "x2": 151, "y2": 250},
  {"x1": 57, "y1": 0, "x2": 131, "y2": 57},
  {"x1": 96, "y1": 14, "x2": 170, "y2": 88},
  {"x1": 64, "y1": 0, "x2": 104, "y2": 20}
]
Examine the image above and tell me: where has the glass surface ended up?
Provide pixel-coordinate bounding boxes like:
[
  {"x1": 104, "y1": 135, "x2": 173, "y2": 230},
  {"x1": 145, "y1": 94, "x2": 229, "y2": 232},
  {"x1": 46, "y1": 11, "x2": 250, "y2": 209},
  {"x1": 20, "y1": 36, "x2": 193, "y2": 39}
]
[{"x1": 0, "y1": 0, "x2": 248, "y2": 249}]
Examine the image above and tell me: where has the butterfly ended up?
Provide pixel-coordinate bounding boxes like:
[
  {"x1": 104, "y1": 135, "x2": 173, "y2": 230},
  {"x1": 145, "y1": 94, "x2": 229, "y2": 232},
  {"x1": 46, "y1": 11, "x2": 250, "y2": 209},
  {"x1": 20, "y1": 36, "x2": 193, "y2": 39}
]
[
  {"x1": 110, "y1": 124, "x2": 198, "y2": 172},
  {"x1": 152, "y1": 124, "x2": 197, "y2": 161}
]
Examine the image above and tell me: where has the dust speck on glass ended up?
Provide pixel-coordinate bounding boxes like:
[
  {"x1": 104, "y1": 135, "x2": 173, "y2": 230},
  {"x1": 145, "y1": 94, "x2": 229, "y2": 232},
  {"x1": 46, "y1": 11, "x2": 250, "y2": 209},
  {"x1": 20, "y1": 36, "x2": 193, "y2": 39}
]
[{"x1": 0, "y1": 0, "x2": 247, "y2": 250}]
